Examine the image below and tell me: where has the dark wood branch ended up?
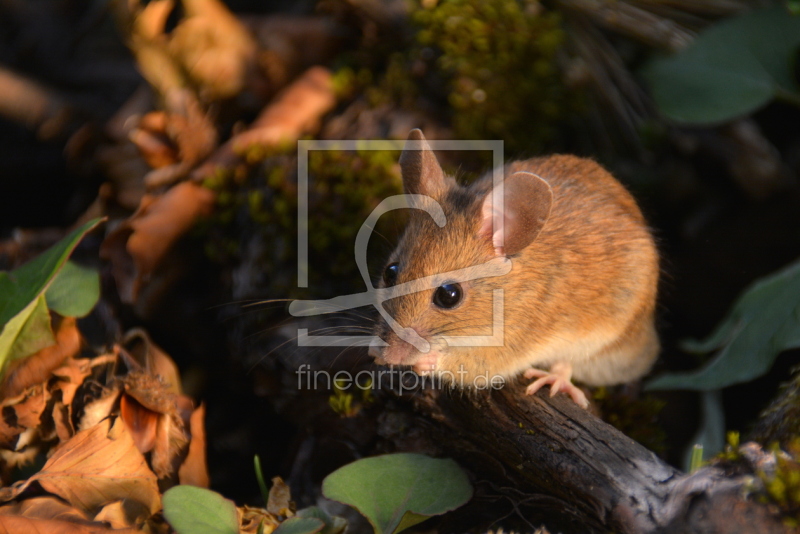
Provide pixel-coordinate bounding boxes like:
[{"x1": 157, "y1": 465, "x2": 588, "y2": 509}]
[
  {"x1": 384, "y1": 381, "x2": 787, "y2": 533},
  {"x1": 259, "y1": 321, "x2": 789, "y2": 533}
]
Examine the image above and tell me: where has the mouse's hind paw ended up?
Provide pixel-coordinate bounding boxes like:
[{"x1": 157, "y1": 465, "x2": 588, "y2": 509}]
[{"x1": 524, "y1": 363, "x2": 589, "y2": 409}]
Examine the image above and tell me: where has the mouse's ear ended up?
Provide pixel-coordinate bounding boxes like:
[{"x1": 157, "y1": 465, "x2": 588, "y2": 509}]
[
  {"x1": 479, "y1": 171, "x2": 553, "y2": 256},
  {"x1": 399, "y1": 129, "x2": 447, "y2": 198}
]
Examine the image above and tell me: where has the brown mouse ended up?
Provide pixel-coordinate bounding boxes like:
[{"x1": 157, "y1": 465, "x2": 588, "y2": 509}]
[{"x1": 368, "y1": 130, "x2": 659, "y2": 408}]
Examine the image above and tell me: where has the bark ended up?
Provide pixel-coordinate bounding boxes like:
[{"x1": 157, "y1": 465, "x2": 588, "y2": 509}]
[
  {"x1": 381, "y1": 380, "x2": 788, "y2": 533},
  {"x1": 266, "y1": 329, "x2": 789, "y2": 533}
]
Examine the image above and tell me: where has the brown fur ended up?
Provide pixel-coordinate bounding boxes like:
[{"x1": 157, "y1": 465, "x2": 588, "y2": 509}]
[{"x1": 373, "y1": 135, "x2": 659, "y2": 388}]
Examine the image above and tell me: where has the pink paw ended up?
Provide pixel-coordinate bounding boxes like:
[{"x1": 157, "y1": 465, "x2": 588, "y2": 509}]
[{"x1": 524, "y1": 366, "x2": 588, "y2": 409}]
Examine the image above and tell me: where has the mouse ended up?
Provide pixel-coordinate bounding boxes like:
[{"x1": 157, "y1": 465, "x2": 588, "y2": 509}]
[{"x1": 368, "y1": 129, "x2": 659, "y2": 408}]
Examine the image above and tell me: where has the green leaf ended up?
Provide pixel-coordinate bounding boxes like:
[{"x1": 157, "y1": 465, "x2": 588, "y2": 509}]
[
  {"x1": 641, "y1": 7, "x2": 800, "y2": 125},
  {"x1": 273, "y1": 517, "x2": 325, "y2": 534},
  {"x1": 0, "y1": 218, "x2": 103, "y2": 328},
  {"x1": 0, "y1": 295, "x2": 55, "y2": 365},
  {"x1": 0, "y1": 218, "x2": 102, "y2": 377},
  {"x1": 297, "y1": 507, "x2": 347, "y2": 534},
  {"x1": 647, "y1": 257, "x2": 800, "y2": 391},
  {"x1": 162, "y1": 486, "x2": 239, "y2": 534},
  {"x1": 321, "y1": 453, "x2": 473, "y2": 534},
  {"x1": 45, "y1": 260, "x2": 100, "y2": 318}
]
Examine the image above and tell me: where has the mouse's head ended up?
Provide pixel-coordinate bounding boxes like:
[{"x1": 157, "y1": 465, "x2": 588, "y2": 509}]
[{"x1": 369, "y1": 129, "x2": 553, "y2": 384}]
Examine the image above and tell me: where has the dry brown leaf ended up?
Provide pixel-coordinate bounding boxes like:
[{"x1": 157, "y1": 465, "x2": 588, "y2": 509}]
[
  {"x1": 52, "y1": 357, "x2": 96, "y2": 408},
  {"x1": 266, "y1": 477, "x2": 292, "y2": 516},
  {"x1": 150, "y1": 408, "x2": 188, "y2": 480},
  {"x1": 51, "y1": 400, "x2": 74, "y2": 444},
  {"x1": 192, "y1": 66, "x2": 336, "y2": 180},
  {"x1": 0, "y1": 495, "x2": 91, "y2": 523},
  {"x1": 120, "y1": 394, "x2": 158, "y2": 455},
  {"x1": 129, "y1": 127, "x2": 179, "y2": 170},
  {"x1": 121, "y1": 372, "x2": 188, "y2": 479},
  {"x1": 240, "y1": 505, "x2": 281, "y2": 534},
  {"x1": 1, "y1": 316, "x2": 82, "y2": 399},
  {"x1": 0, "y1": 514, "x2": 141, "y2": 533},
  {"x1": 100, "y1": 181, "x2": 215, "y2": 303},
  {"x1": 177, "y1": 403, "x2": 208, "y2": 487},
  {"x1": 79, "y1": 387, "x2": 121, "y2": 432},
  {"x1": 171, "y1": 0, "x2": 257, "y2": 100},
  {"x1": 12, "y1": 417, "x2": 160, "y2": 516},
  {"x1": 122, "y1": 329, "x2": 182, "y2": 395},
  {"x1": 0, "y1": 385, "x2": 50, "y2": 448},
  {"x1": 93, "y1": 499, "x2": 152, "y2": 530}
]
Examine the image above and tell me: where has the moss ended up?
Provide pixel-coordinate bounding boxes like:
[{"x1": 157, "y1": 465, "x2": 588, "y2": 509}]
[
  {"x1": 412, "y1": 0, "x2": 573, "y2": 154},
  {"x1": 198, "y1": 146, "x2": 402, "y2": 301},
  {"x1": 754, "y1": 439, "x2": 800, "y2": 524}
]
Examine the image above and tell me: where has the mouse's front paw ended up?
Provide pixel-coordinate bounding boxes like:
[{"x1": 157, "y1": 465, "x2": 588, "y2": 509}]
[{"x1": 524, "y1": 363, "x2": 588, "y2": 408}]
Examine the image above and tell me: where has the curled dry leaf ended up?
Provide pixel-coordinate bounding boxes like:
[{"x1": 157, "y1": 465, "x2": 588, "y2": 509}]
[
  {"x1": 120, "y1": 393, "x2": 159, "y2": 455},
  {"x1": 0, "y1": 385, "x2": 49, "y2": 449},
  {"x1": 0, "y1": 514, "x2": 141, "y2": 534},
  {"x1": 192, "y1": 65, "x2": 336, "y2": 180},
  {"x1": 100, "y1": 181, "x2": 215, "y2": 303},
  {"x1": 121, "y1": 371, "x2": 189, "y2": 480},
  {"x1": 0, "y1": 316, "x2": 82, "y2": 399},
  {"x1": 239, "y1": 505, "x2": 282, "y2": 534},
  {"x1": 266, "y1": 477, "x2": 293, "y2": 517},
  {"x1": 177, "y1": 403, "x2": 209, "y2": 488},
  {"x1": 140, "y1": 89, "x2": 219, "y2": 189},
  {"x1": 8, "y1": 417, "x2": 161, "y2": 516},
  {"x1": 0, "y1": 495, "x2": 91, "y2": 523},
  {"x1": 94, "y1": 498, "x2": 154, "y2": 530},
  {"x1": 122, "y1": 329, "x2": 182, "y2": 395}
]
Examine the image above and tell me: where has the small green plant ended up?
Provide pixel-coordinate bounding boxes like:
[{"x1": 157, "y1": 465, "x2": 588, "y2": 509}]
[
  {"x1": 689, "y1": 444, "x2": 704, "y2": 473},
  {"x1": 162, "y1": 485, "x2": 239, "y2": 534},
  {"x1": 0, "y1": 218, "x2": 102, "y2": 378},
  {"x1": 322, "y1": 453, "x2": 473, "y2": 534}
]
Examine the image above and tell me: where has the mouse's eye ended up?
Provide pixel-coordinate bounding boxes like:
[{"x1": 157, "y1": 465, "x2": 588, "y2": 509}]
[
  {"x1": 433, "y1": 283, "x2": 463, "y2": 309},
  {"x1": 383, "y1": 262, "x2": 399, "y2": 286}
]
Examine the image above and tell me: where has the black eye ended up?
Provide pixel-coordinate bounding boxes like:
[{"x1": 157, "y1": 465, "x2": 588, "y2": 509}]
[
  {"x1": 383, "y1": 262, "x2": 399, "y2": 286},
  {"x1": 433, "y1": 283, "x2": 463, "y2": 309}
]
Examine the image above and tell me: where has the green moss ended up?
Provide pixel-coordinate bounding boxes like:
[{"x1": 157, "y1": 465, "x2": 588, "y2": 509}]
[
  {"x1": 757, "y1": 439, "x2": 800, "y2": 524},
  {"x1": 412, "y1": 0, "x2": 572, "y2": 153},
  {"x1": 199, "y1": 147, "x2": 402, "y2": 300}
]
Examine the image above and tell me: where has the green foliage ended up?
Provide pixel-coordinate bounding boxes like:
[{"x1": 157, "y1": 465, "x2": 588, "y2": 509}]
[
  {"x1": 272, "y1": 517, "x2": 325, "y2": 534},
  {"x1": 202, "y1": 148, "x2": 402, "y2": 299},
  {"x1": 328, "y1": 376, "x2": 373, "y2": 417},
  {"x1": 321, "y1": 453, "x2": 472, "y2": 534},
  {"x1": 757, "y1": 439, "x2": 800, "y2": 525},
  {"x1": 254, "y1": 455, "x2": 270, "y2": 505},
  {"x1": 647, "y1": 257, "x2": 800, "y2": 391},
  {"x1": 689, "y1": 444, "x2": 704, "y2": 473},
  {"x1": 642, "y1": 7, "x2": 800, "y2": 125},
  {"x1": 45, "y1": 260, "x2": 100, "y2": 318},
  {"x1": 716, "y1": 431, "x2": 742, "y2": 463},
  {"x1": 162, "y1": 485, "x2": 239, "y2": 534},
  {"x1": 0, "y1": 218, "x2": 102, "y2": 378},
  {"x1": 413, "y1": 0, "x2": 570, "y2": 153},
  {"x1": 295, "y1": 507, "x2": 347, "y2": 534}
]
